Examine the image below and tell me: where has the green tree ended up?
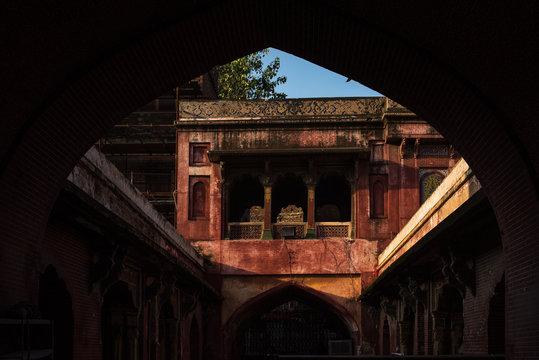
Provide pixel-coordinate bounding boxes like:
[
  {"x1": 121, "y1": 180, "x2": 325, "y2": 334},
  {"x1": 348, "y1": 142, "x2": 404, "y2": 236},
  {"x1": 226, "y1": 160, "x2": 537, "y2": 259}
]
[{"x1": 217, "y1": 49, "x2": 287, "y2": 100}]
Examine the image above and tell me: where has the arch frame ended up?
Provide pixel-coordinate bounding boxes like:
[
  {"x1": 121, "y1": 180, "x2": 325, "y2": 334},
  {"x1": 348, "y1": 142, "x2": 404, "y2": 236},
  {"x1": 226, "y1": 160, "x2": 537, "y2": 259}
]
[{"x1": 1, "y1": 2, "x2": 539, "y2": 358}]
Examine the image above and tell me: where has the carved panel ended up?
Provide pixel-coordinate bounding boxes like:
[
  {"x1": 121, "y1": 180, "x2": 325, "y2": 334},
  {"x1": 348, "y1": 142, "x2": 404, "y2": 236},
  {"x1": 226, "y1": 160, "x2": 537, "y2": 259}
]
[{"x1": 179, "y1": 98, "x2": 386, "y2": 119}]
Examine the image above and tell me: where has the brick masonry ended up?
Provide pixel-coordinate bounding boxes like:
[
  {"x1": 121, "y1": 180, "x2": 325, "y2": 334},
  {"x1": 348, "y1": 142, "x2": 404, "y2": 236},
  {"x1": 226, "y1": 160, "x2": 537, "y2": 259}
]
[{"x1": 1, "y1": 2, "x2": 539, "y2": 359}]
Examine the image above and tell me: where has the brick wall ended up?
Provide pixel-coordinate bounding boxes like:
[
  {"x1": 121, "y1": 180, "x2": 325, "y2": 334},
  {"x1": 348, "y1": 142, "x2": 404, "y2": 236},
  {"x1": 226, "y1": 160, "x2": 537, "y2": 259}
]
[
  {"x1": 41, "y1": 217, "x2": 102, "y2": 360},
  {"x1": 463, "y1": 244, "x2": 504, "y2": 354}
]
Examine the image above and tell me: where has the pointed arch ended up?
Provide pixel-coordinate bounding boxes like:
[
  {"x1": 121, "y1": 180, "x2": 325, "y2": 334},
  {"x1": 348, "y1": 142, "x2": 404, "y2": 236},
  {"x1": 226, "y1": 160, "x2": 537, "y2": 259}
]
[{"x1": 222, "y1": 282, "x2": 359, "y2": 359}]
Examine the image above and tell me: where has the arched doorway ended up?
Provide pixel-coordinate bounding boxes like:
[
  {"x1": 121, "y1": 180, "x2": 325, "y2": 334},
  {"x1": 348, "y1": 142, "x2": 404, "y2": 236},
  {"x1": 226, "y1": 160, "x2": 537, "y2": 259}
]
[
  {"x1": 225, "y1": 283, "x2": 358, "y2": 359},
  {"x1": 38, "y1": 265, "x2": 74, "y2": 360}
]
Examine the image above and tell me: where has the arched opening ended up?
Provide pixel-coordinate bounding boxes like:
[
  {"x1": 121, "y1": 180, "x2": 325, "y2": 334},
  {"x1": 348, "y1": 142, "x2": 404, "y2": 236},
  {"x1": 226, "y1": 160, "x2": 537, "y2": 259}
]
[
  {"x1": 225, "y1": 283, "x2": 358, "y2": 359},
  {"x1": 38, "y1": 265, "x2": 74, "y2": 360},
  {"x1": 432, "y1": 285, "x2": 463, "y2": 355},
  {"x1": 189, "y1": 317, "x2": 201, "y2": 360},
  {"x1": 488, "y1": 275, "x2": 505, "y2": 354},
  {"x1": 228, "y1": 174, "x2": 264, "y2": 222},
  {"x1": 272, "y1": 174, "x2": 307, "y2": 223},
  {"x1": 315, "y1": 175, "x2": 350, "y2": 222},
  {"x1": 101, "y1": 281, "x2": 138, "y2": 360},
  {"x1": 382, "y1": 318, "x2": 390, "y2": 355}
]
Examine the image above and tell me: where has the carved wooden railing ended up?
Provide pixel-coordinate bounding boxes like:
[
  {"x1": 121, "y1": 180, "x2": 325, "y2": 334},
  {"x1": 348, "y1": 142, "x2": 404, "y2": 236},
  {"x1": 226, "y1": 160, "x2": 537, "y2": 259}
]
[
  {"x1": 228, "y1": 222, "x2": 264, "y2": 240},
  {"x1": 316, "y1": 222, "x2": 351, "y2": 238}
]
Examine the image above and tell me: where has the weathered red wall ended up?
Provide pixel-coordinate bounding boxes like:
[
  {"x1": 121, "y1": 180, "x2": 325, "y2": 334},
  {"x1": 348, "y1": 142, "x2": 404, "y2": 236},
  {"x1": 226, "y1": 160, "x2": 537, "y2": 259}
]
[{"x1": 194, "y1": 238, "x2": 377, "y2": 275}]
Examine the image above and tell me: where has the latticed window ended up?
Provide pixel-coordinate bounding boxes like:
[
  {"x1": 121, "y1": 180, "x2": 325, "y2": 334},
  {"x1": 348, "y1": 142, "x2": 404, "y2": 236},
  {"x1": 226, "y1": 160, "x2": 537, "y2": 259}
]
[{"x1": 420, "y1": 171, "x2": 445, "y2": 204}]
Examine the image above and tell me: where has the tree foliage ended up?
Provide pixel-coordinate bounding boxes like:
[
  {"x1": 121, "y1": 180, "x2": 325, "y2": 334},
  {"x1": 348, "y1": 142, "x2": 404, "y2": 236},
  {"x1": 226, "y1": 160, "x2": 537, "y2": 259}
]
[{"x1": 217, "y1": 49, "x2": 287, "y2": 100}]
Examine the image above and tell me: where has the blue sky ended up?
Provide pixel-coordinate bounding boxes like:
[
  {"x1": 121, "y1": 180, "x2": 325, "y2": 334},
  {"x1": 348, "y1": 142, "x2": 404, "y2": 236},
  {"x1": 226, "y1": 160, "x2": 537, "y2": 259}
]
[{"x1": 262, "y1": 48, "x2": 382, "y2": 98}]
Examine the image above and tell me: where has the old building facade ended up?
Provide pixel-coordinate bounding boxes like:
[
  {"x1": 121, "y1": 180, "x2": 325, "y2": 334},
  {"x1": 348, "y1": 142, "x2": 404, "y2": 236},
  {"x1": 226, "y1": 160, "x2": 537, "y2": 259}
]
[{"x1": 173, "y1": 97, "x2": 482, "y2": 358}]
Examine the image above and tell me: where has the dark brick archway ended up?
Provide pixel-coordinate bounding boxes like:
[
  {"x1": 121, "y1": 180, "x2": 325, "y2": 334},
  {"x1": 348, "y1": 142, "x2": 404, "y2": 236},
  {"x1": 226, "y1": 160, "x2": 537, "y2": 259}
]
[{"x1": 1, "y1": 1, "x2": 538, "y2": 358}]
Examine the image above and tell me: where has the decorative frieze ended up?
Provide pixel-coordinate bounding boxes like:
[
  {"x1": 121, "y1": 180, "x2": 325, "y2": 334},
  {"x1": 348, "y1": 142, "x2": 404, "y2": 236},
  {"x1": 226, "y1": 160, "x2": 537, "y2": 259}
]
[{"x1": 178, "y1": 98, "x2": 386, "y2": 120}]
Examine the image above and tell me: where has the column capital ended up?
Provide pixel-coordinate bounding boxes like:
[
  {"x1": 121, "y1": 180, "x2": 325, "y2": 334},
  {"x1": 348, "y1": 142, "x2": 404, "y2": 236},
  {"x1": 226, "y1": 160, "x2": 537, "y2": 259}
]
[
  {"x1": 302, "y1": 172, "x2": 317, "y2": 187},
  {"x1": 259, "y1": 174, "x2": 273, "y2": 187}
]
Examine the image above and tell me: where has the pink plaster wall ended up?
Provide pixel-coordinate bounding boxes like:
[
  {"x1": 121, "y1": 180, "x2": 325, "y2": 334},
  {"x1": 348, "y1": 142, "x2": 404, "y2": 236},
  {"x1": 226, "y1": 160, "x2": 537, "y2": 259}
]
[{"x1": 193, "y1": 238, "x2": 377, "y2": 275}]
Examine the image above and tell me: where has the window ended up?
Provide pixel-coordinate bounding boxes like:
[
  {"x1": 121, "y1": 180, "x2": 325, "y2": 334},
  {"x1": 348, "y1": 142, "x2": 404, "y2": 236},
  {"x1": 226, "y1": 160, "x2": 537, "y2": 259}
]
[
  {"x1": 189, "y1": 143, "x2": 210, "y2": 166},
  {"x1": 420, "y1": 170, "x2": 446, "y2": 204}
]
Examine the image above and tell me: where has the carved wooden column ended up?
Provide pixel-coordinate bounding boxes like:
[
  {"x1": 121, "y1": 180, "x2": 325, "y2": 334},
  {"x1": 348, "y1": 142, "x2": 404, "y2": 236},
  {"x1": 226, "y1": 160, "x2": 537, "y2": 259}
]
[
  {"x1": 260, "y1": 162, "x2": 273, "y2": 239},
  {"x1": 263, "y1": 185, "x2": 272, "y2": 239},
  {"x1": 346, "y1": 160, "x2": 359, "y2": 239},
  {"x1": 306, "y1": 186, "x2": 315, "y2": 238},
  {"x1": 219, "y1": 161, "x2": 228, "y2": 239},
  {"x1": 302, "y1": 160, "x2": 316, "y2": 239}
]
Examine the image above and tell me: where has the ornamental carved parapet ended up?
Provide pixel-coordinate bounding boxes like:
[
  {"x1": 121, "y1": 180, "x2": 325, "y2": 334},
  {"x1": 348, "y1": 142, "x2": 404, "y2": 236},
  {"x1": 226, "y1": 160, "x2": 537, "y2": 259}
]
[{"x1": 276, "y1": 205, "x2": 304, "y2": 223}]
